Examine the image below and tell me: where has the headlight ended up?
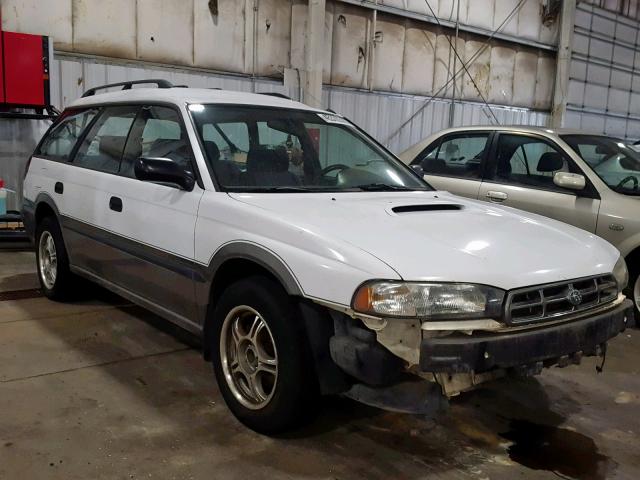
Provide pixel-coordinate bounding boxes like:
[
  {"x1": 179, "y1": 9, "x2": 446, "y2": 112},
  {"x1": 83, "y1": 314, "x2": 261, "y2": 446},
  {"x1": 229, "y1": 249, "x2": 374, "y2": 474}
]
[
  {"x1": 352, "y1": 281, "x2": 505, "y2": 319},
  {"x1": 613, "y1": 256, "x2": 629, "y2": 291}
]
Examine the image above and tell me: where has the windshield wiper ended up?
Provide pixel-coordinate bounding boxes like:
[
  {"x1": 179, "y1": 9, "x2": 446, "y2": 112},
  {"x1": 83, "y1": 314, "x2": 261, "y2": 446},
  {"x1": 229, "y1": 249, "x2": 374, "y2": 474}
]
[
  {"x1": 229, "y1": 186, "x2": 316, "y2": 193},
  {"x1": 355, "y1": 183, "x2": 415, "y2": 191}
]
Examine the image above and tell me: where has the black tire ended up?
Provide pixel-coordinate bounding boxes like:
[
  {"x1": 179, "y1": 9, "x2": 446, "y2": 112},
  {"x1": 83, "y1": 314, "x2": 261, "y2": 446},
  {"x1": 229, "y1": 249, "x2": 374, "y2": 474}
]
[
  {"x1": 35, "y1": 216, "x2": 77, "y2": 300},
  {"x1": 211, "y1": 275, "x2": 318, "y2": 434},
  {"x1": 627, "y1": 270, "x2": 640, "y2": 326}
]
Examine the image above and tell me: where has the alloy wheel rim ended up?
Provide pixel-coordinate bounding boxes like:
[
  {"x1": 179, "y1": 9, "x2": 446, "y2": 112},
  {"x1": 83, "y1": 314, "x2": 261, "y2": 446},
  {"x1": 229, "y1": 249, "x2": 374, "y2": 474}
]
[
  {"x1": 634, "y1": 275, "x2": 640, "y2": 313},
  {"x1": 38, "y1": 231, "x2": 57, "y2": 290},
  {"x1": 220, "y1": 305, "x2": 278, "y2": 410}
]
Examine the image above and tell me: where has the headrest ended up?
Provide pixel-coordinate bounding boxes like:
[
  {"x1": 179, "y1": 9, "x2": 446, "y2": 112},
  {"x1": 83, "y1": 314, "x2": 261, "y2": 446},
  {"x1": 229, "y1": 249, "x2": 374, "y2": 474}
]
[
  {"x1": 247, "y1": 146, "x2": 289, "y2": 173},
  {"x1": 99, "y1": 135, "x2": 126, "y2": 158},
  {"x1": 203, "y1": 141, "x2": 221, "y2": 162},
  {"x1": 537, "y1": 151, "x2": 564, "y2": 172}
]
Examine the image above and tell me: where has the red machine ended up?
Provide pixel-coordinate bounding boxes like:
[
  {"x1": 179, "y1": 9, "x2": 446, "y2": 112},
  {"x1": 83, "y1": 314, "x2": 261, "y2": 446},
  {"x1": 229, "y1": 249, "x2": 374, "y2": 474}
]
[{"x1": 0, "y1": 30, "x2": 52, "y2": 109}]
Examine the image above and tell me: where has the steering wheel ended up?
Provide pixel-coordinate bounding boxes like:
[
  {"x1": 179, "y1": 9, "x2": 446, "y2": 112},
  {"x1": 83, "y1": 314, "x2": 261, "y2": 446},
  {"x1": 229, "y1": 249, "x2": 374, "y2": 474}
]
[
  {"x1": 617, "y1": 175, "x2": 639, "y2": 190},
  {"x1": 321, "y1": 164, "x2": 350, "y2": 176}
]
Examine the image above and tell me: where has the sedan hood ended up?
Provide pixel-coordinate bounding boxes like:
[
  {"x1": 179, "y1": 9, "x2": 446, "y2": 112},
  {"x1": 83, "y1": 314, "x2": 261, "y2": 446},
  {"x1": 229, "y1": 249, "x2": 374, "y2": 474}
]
[{"x1": 229, "y1": 191, "x2": 619, "y2": 290}]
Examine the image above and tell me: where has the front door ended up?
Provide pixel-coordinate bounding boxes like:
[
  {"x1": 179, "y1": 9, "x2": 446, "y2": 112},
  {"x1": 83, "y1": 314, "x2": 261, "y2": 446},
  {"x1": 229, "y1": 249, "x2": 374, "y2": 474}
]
[
  {"x1": 411, "y1": 132, "x2": 492, "y2": 200},
  {"x1": 105, "y1": 105, "x2": 204, "y2": 325},
  {"x1": 478, "y1": 132, "x2": 600, "y2": 232}
]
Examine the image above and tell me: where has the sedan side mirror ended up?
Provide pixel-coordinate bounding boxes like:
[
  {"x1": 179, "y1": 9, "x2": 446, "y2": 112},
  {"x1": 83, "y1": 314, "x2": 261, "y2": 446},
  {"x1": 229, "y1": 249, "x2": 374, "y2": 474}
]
[
  {"x1": 134, "y1": 157, "x2": 195, "y2": 191},
  {"x1": 553, "y1": 171, "x2": 586, "y2": 191},
  {"x1": 411, "y1": 164, "x2": 425, "y2": 177}
]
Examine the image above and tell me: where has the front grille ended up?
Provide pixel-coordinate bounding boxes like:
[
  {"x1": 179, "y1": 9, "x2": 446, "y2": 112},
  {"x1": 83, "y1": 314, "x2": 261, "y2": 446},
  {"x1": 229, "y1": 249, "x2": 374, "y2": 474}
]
[{"x1": 505, "y1": 274, "x2": 618, "y2": 325}]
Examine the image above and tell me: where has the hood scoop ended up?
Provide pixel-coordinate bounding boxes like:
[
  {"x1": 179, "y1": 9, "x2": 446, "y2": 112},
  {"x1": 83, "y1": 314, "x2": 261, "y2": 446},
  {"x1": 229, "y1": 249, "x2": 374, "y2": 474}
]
[{"x1": 391, "y1": 204, "x2": 463, "y2": 214}]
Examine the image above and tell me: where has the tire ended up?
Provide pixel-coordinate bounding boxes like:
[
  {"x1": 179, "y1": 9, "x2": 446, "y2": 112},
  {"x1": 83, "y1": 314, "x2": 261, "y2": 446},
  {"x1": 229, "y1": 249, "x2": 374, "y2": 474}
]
[
  {"x1": 628, "y1": 270, "x2": 640, "y2": 325},
  {"x1": 211, "y1": 275, "x2": 318, "y2": 434},
  {"x1": 35, "y1": 216, "x2": 77, "y2": 300}
]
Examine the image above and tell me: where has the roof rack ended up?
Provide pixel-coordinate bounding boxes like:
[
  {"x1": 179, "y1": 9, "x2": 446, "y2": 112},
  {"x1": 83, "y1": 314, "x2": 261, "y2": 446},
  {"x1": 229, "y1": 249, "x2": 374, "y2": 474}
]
[
  {"x1": 82, "y1": 79, "x2": 174, "y2": 98},
  {"x1": 258, "y1": 92, "x2": 292, "y2": 100}
]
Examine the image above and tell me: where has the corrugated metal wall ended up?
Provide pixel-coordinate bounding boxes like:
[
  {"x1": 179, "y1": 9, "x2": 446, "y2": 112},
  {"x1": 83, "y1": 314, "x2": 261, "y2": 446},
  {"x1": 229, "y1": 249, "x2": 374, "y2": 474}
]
[
  {"x1": 581, "y1": 0, "x2": 640, "y2": 20},
  {"x1": 51, "y1": 53, "x2": 549, "y2": 153},
  {"x1": 2, "y1": 0, "x2": 558, "y2": 111},
  {"x1": 565, "y1": 2, "x2": 640, "y2": 139}
]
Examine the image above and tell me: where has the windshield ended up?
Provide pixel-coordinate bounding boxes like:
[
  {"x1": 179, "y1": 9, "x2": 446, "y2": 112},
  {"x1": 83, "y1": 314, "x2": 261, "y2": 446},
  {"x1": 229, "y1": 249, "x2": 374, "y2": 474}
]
[
  {"x1": 189, "y1": 104, "x2": 430, "y2": 192},
  {"x1": 562, "y1": 134, "x2": 640, "y2": 196}
]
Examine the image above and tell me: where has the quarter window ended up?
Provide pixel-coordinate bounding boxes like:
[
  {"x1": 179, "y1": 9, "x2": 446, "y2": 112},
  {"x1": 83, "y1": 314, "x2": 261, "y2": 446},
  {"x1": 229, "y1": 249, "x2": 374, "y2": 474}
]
[
  {"x1": 36, "y1": 109, "x2": 99, "y2": 160},
  {"x1": 494, "y1": 134, "x2": 575, "y2": 191},
  {"x1": 415, "y1": 133, "x2": 489, "y2": 180},
  {"x1": 73, "y1": 106, "x2": 138, "y2": 173}
]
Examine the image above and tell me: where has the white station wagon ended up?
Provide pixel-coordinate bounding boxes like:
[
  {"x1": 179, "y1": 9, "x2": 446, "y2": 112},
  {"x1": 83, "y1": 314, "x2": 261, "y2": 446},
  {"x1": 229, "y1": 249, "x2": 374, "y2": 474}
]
[{"x1": 23, "y1": 81, "x2": 634, "y2": 433}]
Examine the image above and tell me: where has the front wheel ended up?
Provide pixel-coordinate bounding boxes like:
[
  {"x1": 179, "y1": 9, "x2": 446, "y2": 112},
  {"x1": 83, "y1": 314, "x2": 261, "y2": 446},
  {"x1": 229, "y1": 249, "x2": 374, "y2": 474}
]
[
  {"x1": 211, "y1": 276, "x2": 317, "y2": 434},
  {"x1": 632, "y1": 272, "x2": 640, "y2": 322}
]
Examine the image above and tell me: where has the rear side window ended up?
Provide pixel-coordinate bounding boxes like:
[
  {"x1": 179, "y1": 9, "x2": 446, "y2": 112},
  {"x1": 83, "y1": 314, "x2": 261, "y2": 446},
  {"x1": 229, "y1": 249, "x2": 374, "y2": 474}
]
[
  {"x1": 36, "y1": 109, "x2": 99, "y2": 160},
  {"x1": 414, "y1": 133, "x2": 489, "y2": 180},
  {"x1": 121, "y1": 106, "x2": 195, "y2": 178},
  {"x1": 73, "y1": 106, "x2": 138, "y2": 174}
]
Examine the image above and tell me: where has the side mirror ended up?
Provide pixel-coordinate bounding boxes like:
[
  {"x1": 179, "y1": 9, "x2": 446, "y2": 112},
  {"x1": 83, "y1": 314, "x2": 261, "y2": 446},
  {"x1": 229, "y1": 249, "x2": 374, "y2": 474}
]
[
  {"x1": 553, "y1": 171, "x2": 586, "y2": 191},
  {"x1": 134, "y1": 157, "x2": 195, "y2": 191},
  {"x1": 411, "y1": 164, "x2": 425, "y2": 177}
]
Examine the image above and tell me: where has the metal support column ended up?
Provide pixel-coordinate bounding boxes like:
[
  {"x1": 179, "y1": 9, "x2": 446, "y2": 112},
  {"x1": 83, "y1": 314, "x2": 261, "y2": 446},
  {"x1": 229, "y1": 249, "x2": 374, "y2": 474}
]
[
  {"x1": 304, "y1": 0, "x2": 326, "y2": 108},
  {"x1": 551, "y1": 0, "x2": 576, "y2": 128}
]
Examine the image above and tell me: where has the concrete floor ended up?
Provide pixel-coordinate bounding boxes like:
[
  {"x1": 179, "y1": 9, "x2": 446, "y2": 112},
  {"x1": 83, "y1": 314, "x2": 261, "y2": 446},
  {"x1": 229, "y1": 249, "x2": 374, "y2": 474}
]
[{"x1": 1, "y1": 250, "x2": 640, "y2": 480}]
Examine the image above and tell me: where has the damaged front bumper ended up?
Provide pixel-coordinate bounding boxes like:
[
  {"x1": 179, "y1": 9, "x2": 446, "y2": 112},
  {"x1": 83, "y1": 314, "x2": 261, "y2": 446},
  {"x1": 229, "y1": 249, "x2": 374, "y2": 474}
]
[{"x1": 325, "y1": 296, "x2": 634, "y2": 412}]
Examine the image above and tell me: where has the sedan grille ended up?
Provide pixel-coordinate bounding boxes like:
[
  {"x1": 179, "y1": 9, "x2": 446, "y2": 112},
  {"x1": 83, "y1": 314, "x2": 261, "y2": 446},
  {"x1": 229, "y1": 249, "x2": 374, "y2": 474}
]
[{"x1": 505, "y1": 274, "x2": 618, "y2": 325}]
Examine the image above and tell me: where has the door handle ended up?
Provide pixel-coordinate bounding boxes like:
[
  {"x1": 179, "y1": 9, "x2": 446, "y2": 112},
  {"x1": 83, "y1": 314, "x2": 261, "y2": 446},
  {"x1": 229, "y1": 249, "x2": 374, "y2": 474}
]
[
  {"x1": 486, "y1": 191, "x2": 508, "y2": 202},
  {"x1": 109, "y1": 196, "x2": 123, "y2": 212},
  {"x1": 54, "y1": 182, "x2": 63, "y2": 194}
]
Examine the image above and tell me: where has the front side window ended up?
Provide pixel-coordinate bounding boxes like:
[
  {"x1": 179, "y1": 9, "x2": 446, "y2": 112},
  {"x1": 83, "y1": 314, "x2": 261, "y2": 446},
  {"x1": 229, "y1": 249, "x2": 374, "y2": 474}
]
[
  {"x1": 492, "y1": 134, "x2": 577, "y2": 192},
  {"x1": 191, "y1": 105, "x2": 429, "y2": 192},
  {"x1": 562, "y1": 135, "x2": 640, "y2": 196},
  {"x1": 121, "y1": 106, "x2": 195, "y2": 178},
  {"x1": 413, "y1": 133, "x2": 489, "y2": 180},
  {"x1": 73, "y1": 106, "x2": 138, "y2": 173},
  {"x1": 37, "y1": 109, "x2": 99, "y2": 160}
]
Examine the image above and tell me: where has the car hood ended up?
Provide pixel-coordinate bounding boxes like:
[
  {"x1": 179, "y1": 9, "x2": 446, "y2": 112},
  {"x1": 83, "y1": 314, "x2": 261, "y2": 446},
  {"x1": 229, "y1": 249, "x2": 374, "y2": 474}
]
[{"x1": 229, "y1": 191, "x2": 620, "y2": 290}]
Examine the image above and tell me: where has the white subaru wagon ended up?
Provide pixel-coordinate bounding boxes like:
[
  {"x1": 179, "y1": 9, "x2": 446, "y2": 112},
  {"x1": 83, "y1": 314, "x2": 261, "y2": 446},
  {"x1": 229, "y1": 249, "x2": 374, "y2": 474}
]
[{"x1": 23, "y1": 80, "x2": 634, "y2": 434}]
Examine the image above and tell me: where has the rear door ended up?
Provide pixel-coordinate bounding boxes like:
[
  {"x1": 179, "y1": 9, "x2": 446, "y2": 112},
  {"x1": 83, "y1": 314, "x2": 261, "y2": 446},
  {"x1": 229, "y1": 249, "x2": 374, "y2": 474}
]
[
  {"x1": 61, "y1": 106, "x2": 139, "y2": 274},
  {"x1": 478, "y1": 132, "x2": 600, "y2": 232},
  {"x1": 410, "y1": 131, "x2": 492, "y2": 199},
  {"x1": 106, "y1": 105, "x2": 203, "y2": 326}
]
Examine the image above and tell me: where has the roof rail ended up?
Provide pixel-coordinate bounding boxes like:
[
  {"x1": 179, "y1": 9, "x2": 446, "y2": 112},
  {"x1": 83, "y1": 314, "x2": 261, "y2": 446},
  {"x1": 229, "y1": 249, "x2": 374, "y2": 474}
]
[
  {"x1": 258, "y1": 92, "x2": 292, "y2": 100},
  {"x1": 81, "y1": 79, "x2": 175, "y2": 98}
]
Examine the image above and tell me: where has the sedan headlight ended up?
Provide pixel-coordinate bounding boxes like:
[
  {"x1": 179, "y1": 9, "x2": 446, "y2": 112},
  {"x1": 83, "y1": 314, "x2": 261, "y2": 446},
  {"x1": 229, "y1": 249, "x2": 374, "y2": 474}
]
[
  {"x1": 352, "y1": 281, "x2": 505, "y2": 319},
  {"x1": 613, "y1": 256, "x2": 629, "y2": 291}
]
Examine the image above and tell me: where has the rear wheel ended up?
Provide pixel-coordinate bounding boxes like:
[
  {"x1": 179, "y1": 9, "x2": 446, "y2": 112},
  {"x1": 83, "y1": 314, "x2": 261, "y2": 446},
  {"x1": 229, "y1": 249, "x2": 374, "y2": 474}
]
[
  {"x1": 35, "y1": 216, "x2": 76, "y2": 300},
  {"x1": 211, "y1": 275, "x2": 317, "y2": 434}
]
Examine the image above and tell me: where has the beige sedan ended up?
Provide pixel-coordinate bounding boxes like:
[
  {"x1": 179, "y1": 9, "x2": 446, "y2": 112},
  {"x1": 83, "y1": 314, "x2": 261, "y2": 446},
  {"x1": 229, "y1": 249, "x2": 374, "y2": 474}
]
[{"x1": 400, "y1": 126, "x2": 640, "y2": 317}]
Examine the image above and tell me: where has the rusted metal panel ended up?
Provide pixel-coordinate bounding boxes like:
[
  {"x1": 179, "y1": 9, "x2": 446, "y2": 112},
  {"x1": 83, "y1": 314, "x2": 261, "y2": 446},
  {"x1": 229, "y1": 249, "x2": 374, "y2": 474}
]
[
  {"x1": 1, "y1": 0, "x2": 73, "y2": 51},
  {"x1": 462, "y1": 39, "x2": 490, "y2": 102},
  {"x1": 534, "y1": 54, "x2": 555, "y2": 110},
  {"x1": 73, "y1": 0, "x2": 136, "y2": 59},
  {"x1": 488, "y1": 46, "x2": 515, "y2": 104},
  {"x1": 402, "y1": 22, "x2": 436, "y2": 94},
  {"x1": 512, "y1": 50, "x2": 537, "y2": 107},
  {"x1": 330, "y1": 3, "x2": 369, "y2": 88},
  {"x1": 194, "y1": 0, "x2": 246, "y2": 73},
  {"x1": 372, "y1": 15, "x2": 405, "y2": 92},
  {"x1": 255, "y1": 0, "x2": 292, "y2": 76},
  {"x1": 137, "y1": 0, "x2": 195, "y2": 66}
]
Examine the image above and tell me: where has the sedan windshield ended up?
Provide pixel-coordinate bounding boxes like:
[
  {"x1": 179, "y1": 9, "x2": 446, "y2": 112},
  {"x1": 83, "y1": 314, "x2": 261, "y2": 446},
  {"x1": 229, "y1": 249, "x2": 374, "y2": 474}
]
[
  {"x1": 189, "y1": 104, "x2": 430, "y2": 192},
  {"x1": 562, "y1": 134, "x2": 640, "y2": 196}
]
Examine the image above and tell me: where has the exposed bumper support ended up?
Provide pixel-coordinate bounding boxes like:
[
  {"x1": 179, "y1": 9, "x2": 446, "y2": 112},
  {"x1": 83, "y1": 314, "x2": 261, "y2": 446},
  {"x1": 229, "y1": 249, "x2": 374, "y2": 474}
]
[{"x1": 420, "y1": 300, "x2": 634, "y2": 373}]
